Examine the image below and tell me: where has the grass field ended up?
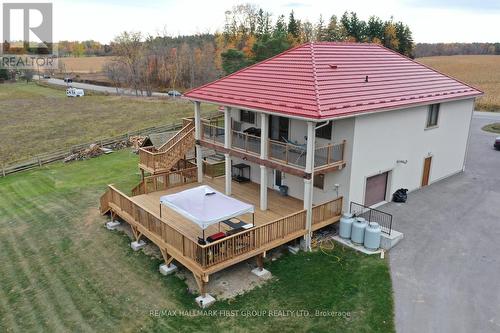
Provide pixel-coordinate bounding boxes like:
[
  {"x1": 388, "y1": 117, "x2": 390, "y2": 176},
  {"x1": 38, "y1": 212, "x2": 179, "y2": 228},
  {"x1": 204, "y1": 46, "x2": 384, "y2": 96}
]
[
  {"x1": 418, "y1": 55, "x2": 500, "y2": 111},
  {"x1": 0, "y1": 150, "x2": 394, "y2": 332},
  {"x1": 0, "y1": 82, "x2": 212, "y2": 165}
]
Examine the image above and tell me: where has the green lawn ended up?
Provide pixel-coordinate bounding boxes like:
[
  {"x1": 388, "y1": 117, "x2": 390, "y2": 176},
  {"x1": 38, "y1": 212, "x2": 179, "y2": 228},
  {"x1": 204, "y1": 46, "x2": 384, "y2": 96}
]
[
  {"x1": 0, "y1": 150, "x2": 394, "y2": 332},
  {"x1": 0, "y1": 82, "x2": 215, "y2": 165},
  {"x1": 482, "y1": 123, "x2": 500, "y2": 134}
]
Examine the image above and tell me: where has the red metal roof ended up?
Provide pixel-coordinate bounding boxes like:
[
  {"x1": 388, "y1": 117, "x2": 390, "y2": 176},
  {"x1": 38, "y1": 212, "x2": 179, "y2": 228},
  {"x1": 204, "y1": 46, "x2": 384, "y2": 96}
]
[{"x1": 184, "y1": 42, "x2": 483, "y2": 119}]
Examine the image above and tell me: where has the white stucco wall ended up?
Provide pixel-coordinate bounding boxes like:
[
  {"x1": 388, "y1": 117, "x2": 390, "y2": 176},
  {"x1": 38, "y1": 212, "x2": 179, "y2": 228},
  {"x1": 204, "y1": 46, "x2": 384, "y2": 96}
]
[
  {"x1": 348, "y1": 98, "x2": 474, "y2": 206},
  {"x1": 281, "y1": 117, "x2": 354, "y2": 210}
]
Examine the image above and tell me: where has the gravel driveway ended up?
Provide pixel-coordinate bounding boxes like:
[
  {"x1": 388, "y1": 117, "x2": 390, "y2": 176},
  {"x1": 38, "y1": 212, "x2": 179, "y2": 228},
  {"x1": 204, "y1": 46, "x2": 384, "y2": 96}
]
[{"x1": 382, "y1": 112, "x2": 500, "y2": 333}]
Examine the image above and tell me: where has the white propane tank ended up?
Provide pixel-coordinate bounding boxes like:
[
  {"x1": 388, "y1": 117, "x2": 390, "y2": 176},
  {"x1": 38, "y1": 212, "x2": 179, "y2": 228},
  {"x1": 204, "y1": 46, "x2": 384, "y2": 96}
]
[
  {"x1": 351, "y1": 217, "x2": 367, "y2": 245},
  {"x1": 339, "y1": 213, "x2": 355, "y2": 239},
  {"x1": 364, "y1": 222, "x2": 382, "y2": 250}
]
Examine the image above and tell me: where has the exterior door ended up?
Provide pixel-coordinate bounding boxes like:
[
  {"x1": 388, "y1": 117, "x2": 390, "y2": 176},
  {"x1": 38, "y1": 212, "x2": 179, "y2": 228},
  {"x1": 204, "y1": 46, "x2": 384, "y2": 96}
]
[
  {"x1": 422, "y1": 156, "x2": 432, "y2": 187},
  {"x1": 365, "y1": 172, "x2": 389, "y2": 207},
  {"x1": 273, "y1": 170, "x2": 282, "y2": 190},
  {"x1": 269, "y1": 115, "x2": 289, "y2": 142}
]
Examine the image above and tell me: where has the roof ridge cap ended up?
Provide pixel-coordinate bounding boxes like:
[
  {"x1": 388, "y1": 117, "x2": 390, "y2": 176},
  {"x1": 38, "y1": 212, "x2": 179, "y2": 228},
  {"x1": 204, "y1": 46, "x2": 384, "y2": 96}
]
[{"x1": 310, "y1": 42, "x2": 323, "y2": 117}]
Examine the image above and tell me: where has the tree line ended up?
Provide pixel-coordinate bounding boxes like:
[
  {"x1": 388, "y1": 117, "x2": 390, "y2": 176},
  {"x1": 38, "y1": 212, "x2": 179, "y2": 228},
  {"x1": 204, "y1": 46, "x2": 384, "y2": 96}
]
[
  {"x1": 104, "y1": 5, "x2": 415, "y2": 93},
  {"x1": 218, "y1": 5, "x2": 414, "y2": 74},
  {"x1": 415, "y1": 43, "x2": 500, "y2": 57},
  {"x1": 104, "y1": 33, "x2": 220, "y2": 96}
]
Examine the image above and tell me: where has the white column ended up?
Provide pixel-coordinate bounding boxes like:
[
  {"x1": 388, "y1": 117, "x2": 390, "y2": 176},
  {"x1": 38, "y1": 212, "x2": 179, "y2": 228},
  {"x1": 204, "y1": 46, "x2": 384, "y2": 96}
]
[
  {"x1": 194, "y1": 101, "x2": 203, "y2": 183},
  {"x1": 224, "y1": 107, "x2": 232, "y2": 195},
  {"x1": 260, "y1": 165, "x2": 268, "y2": 210},
  {"x1": 303, "y1": 121, "x2": 316, "y2": 251},
  {"x1": 260, "y1": 113, "x2": 269, "y2": 210}
]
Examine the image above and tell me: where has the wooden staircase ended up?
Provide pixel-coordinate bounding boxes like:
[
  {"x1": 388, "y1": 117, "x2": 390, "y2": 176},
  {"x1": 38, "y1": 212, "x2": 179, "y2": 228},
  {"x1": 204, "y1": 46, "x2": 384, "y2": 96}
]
[{"x1": 138, "y1": 120, "x2": 195, "y2": 175}]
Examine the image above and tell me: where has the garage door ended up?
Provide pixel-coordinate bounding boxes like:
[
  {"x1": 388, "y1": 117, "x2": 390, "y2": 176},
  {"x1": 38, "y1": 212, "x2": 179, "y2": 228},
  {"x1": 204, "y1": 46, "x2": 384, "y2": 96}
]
[{"x1": 365, "y1": 172, "x2": 388, "y2": 207}]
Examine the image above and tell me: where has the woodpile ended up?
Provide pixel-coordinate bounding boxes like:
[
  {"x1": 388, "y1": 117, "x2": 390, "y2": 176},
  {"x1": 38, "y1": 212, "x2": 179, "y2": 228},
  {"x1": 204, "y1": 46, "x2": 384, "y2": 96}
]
[
  {"x1": 129, "y1": 135, "x2": 148, "y2": 152},
  {"x1": 64, "y1": 144, "x2": 105, "y2": 163}
]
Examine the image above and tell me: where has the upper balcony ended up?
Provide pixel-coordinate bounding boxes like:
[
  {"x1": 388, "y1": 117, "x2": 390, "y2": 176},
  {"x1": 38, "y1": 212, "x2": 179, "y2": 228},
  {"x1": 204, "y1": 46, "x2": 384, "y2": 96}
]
[{"x1": 200, "y1": 120, "x2": 346, "y2": 173}]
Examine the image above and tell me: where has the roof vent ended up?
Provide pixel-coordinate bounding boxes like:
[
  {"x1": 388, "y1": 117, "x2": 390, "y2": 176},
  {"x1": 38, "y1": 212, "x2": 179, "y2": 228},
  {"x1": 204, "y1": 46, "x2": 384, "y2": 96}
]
[
  {"x1": 365, "y1": 75, "x2": 369, "y2": 82},
  {"x1": 329, "y1": 64, "x2": 338, "y2": 69}
]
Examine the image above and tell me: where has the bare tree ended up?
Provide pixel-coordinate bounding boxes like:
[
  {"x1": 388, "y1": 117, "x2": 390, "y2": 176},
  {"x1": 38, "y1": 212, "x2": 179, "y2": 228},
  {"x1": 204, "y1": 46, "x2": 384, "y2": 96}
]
[
  {"x1": 103, "y1": 61, "x2": 126, "y2": 94},
  {"x1": 112, "y1": 31, "x2": 143, "y2": 96}
]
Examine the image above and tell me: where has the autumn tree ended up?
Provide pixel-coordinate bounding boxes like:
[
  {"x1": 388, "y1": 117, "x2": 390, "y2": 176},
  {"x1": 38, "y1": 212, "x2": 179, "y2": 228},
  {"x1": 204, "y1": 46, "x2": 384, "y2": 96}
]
[
  {"x1": 383, "y1": 21, "x2": 399, "y2": 51},
  {"x1": 112, "y1": 31, "x2": 143, "y2": 95}
]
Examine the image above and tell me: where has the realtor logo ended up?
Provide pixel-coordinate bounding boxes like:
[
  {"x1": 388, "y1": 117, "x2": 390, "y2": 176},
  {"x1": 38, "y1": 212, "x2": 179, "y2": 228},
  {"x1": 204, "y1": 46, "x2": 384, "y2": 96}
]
[{"x1": 1, "y1": 2, "x2": 57, "y2": 69}]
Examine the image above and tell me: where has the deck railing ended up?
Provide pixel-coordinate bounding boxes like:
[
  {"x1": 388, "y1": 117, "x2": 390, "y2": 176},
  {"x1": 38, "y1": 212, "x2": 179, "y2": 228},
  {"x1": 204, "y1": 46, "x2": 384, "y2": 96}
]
[
  {"x1": 198, "y1": 210, "x2": 307, "y2": 268},
  {"x1": 102, "y1": 186, "x2": 343, "y2": 273},
  {"x1": 269, "y1": 139, "x2": 345, "y2": 169},
  {"x1": 158, "y1": 121, "x2": 194, "y2": 152},
  {"x1": 231, "y1": 130, "x2": 261, "y2": 155},
  {"x1": 201, "y1": 123, "x2": 225, "y2": 145},
  {"x1": 138, "y1": 127, "x2": 195, "y2": 173},
  {"x1": 131, "y1": 166, "x2": 198, "y2": 196},
  {"x1": 312, "y1": 197, "x2": 343, "y2": 227},
  {"x1": 105, "y1": 186, "x2": 201, "y2": 264},
  {"x1": 314, "y1": 140, "x2": 346, "y2": 168}
]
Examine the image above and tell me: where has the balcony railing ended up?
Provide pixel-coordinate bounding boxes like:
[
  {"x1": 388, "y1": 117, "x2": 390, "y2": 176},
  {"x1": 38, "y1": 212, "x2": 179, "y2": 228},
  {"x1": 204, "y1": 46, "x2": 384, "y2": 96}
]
[
  {"x1": 314, "y1": 141, "x2": 346, "y2": 168},
  {"x1": 201, "y1": 123, "x2": 225, "y2": 145},
  {"x1": 200, "y1": 123, "x2": 345, "y2": 171},
  {"x1": 231, "y1": 130, "x2": 261, "y2": 155},
  {"x1": 268, "y1": 139, "x2": 345, "y2": 169}
]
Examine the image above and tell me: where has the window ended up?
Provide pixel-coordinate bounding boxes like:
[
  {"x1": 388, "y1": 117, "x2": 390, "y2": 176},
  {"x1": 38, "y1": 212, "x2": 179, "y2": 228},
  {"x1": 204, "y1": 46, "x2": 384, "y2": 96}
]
[
  {"x1": 314, "y1": 174, "x2": 325, "y2": 190},
  {"x1": 316, "y1": 121, "x2": 332, "y2": 140},
  {"x1": 426, "y1": 104, "x2": 440, "y2": 128},
  {"x1": 240, "y1": 110, "x2": 255, "y2": 124}
]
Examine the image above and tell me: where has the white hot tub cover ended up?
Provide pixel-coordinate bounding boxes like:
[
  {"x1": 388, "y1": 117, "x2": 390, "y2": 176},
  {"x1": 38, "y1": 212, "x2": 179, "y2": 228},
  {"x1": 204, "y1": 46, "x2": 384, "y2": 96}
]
[{"x1": 159, "y1": 185, "x2": 255, "y2": 229}]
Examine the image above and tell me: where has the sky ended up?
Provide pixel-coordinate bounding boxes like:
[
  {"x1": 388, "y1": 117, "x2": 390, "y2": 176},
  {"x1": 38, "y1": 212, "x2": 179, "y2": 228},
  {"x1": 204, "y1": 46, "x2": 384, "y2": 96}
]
[{"x1": 2, "y1": 0, "x2": 499, "y2": 43}]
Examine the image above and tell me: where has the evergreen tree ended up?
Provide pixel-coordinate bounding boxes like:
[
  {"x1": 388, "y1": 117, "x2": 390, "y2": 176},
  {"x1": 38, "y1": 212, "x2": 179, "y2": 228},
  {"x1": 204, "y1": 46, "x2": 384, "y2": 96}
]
[
  {"x1": 366, "y1": 16, "x2": 385, "y2": 43},
  {"x1": 221, "y1": 49, "x2": 252, "y2": 74},
  {"x1": 252, "y1": 34, "x2": 290, "y2": 62},
  {"x1": 395, "y1": 22, "x2": 414, "y2": 57},
  {"x1": 316, "y1": 15, "x2": 326, "y2": 41},
  {"x1": 340, "y1": 11, "x2": 366, "y2": 41},
  {"x1": 325, "y1": 15, "x2": 344, "y2": 41},
  {"x1": 274, "y1": 15, "x2": 288, "y2": 37},
  {"x1": 288, "y1": 11, "x2": 300, "y2": 38}
]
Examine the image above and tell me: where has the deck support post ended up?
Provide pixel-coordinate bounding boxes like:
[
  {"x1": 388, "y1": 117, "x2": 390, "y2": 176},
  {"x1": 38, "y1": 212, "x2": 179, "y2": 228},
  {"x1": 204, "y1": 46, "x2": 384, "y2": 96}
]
[
  {"x1": 256, "y1": 253, "x2": 264, "y2": 271},
  {"x1": 259, "y1": 113, "x2": 269, "y2": 210},
  {"x1": 303, "y1": 121, "x2": 316, "y2": 252},
  {"x1": 160, "y1": 248, "x2": 174, "y2": 267},
  {"x1": 194, "y1": 101, "x2": 203, "y2": 183},
  {"x1": 224, "y1": 107, "x2": 232, "y2": 195},
  {"x1": 194, "y1": 273, "x2": 209, "y2": 297}
]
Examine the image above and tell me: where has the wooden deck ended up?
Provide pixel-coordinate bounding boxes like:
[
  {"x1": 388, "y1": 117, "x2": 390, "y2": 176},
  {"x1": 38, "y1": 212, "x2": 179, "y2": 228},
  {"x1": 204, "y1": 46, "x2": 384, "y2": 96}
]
[
  {"x1": 100, "y1": 173, "x2": 342, "y2": 294},
  {"x1": 130, "y1": 177, "x2": 304, "y2": 242}
]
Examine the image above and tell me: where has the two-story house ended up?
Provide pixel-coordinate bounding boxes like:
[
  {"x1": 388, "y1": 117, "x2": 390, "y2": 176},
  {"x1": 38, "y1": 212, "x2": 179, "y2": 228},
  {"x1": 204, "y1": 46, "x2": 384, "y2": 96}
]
[{"x1": 101, "y1": 42, "x2": 482, "y2": 299}]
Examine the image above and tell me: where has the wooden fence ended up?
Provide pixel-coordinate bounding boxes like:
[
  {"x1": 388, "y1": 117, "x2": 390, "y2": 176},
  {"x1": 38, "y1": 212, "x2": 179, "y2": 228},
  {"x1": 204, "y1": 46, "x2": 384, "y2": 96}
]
[{"x1": 1, "y1": 122, "x2": 182, "y2": 178}]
